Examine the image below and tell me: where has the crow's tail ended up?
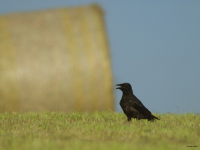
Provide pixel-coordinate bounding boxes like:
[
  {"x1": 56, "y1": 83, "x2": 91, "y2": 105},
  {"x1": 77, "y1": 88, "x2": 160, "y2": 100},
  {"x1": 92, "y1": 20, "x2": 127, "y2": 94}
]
[{"x1": 151, "y1": 114, "x2": 160, "y2": 120}]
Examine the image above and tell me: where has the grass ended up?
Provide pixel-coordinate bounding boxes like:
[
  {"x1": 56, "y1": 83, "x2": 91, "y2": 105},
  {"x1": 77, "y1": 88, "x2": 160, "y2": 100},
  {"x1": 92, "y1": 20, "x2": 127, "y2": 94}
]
[{"x1": 0, "y1": 111, "x2": 199, "y2": 150}]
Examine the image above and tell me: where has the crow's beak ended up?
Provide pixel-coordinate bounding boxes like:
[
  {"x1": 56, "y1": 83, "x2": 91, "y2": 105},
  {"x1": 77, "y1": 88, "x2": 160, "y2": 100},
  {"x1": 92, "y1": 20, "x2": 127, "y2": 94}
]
[{"x1": 116, "y1": 84, "x2": 123, "y2": 89}]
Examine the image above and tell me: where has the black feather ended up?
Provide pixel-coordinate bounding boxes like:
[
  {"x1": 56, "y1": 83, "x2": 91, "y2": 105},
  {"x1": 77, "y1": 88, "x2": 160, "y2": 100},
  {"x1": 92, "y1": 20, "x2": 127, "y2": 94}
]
[{"x1": 116, "y1": 83, "x2": 159, "y2": 121}]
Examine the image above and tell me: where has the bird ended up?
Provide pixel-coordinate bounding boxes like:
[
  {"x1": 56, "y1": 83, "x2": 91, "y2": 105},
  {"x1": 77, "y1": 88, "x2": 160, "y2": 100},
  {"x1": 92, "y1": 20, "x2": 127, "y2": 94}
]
[{"x1": 116, "y1": 83, "x2": 159, "y2": 121}]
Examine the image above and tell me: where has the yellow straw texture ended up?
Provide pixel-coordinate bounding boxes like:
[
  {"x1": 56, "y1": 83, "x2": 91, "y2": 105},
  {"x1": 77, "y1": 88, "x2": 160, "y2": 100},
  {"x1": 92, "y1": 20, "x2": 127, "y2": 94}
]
[{"x1": 0, "y1": 4, "x2": 114, "y2": 112}]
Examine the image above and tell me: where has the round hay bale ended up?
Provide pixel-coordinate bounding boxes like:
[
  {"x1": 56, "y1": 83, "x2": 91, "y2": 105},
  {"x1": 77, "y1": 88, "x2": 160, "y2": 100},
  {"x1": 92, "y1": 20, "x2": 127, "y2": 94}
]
[{"x1": 0, "y1": 4, "x2": 114, "y2": 112}]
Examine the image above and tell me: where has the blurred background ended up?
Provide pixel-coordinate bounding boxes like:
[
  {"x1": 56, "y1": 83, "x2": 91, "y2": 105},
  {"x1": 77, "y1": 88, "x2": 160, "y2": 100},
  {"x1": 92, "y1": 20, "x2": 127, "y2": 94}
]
[{"x1": 0, "y1": 0, "x2": 200, "y2": 114}]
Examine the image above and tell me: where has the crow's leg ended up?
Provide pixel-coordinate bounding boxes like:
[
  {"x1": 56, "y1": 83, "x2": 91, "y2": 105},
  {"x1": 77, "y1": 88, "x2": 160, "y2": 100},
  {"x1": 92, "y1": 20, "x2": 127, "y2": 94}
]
[
  {"x1": 127, "y1": 117, "x2": 131, "y2": 121},
  {"x1": 137, "y1": 112, "x2": 140, "y2": 119}
]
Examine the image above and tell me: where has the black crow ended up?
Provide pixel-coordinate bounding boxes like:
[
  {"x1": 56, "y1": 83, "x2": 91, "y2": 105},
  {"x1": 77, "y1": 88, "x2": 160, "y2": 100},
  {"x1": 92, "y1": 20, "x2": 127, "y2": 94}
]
[{"x1": 116, "y1": 83, "x2": 159, "y2": 121}]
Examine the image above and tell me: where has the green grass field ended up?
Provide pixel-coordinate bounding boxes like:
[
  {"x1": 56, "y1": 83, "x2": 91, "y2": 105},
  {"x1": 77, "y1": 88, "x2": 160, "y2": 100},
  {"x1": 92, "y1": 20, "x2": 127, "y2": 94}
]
[{"x1": 0, "y1": 111, "x2": 199, "y2": 150}]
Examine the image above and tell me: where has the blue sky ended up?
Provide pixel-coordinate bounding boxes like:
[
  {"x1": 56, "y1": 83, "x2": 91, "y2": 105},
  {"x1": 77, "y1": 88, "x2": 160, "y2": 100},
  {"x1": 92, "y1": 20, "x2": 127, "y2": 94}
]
[{"x1": 1, "y1": 0, "x2": 200, "y2": 113}]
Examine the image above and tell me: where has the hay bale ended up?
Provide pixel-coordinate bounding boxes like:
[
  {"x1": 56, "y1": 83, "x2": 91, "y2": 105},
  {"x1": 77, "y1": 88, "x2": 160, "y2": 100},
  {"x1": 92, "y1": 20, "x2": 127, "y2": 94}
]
[{"x1": 0, "y1": 4, "x2": 114, "y2": 112}]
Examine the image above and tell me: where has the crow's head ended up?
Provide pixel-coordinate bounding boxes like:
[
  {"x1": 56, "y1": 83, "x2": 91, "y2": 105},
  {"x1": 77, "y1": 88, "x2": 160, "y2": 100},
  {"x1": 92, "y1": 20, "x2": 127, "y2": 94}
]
[{"x1": 116, "y1": 83, "x2": 133, "y2": 93}]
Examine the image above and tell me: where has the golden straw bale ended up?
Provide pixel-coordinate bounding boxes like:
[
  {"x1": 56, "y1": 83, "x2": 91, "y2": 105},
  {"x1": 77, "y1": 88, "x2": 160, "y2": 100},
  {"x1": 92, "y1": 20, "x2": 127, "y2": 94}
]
[{"x1": 0, "y1": 4, "x2": 114, "y2": 112}]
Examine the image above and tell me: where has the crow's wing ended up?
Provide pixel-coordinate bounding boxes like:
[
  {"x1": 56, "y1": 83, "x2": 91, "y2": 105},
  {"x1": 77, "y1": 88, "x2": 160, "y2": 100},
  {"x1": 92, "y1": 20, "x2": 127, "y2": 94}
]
[{"x1": 129, "y1": 96, "x2": 152, "y2": 116}]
